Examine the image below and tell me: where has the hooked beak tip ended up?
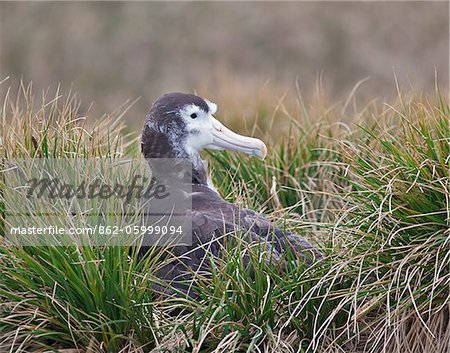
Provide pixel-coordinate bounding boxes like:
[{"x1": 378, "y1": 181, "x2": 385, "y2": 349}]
[{"x1": 257, "y1": 142, "x2": 267, "y2": 160}]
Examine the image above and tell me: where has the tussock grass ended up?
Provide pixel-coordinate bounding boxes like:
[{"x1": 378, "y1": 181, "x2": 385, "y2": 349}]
[
  {"x1": 0, "y1": 81, "x2": 134, "y2": 159},
  {"x1": 0, "y1": 81, "x2": 448, "y2": 352},
  {"x1": 0, "y1": 246, "x2": 161, "y2": 352},
  {"x1": 332, "y1": 96, "x2": 450, "y2": 352}
]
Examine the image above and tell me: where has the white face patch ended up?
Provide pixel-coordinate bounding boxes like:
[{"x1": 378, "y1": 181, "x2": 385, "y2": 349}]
[
  {"x1": 174, "y1": 98, "x2": 267, "y2": 161},
  {"x1": 179, "y1": 103, "x2": 216, "y2": 156},
  {"x1": 179, "y1": 104, "x2": 202, "y2": 118}
]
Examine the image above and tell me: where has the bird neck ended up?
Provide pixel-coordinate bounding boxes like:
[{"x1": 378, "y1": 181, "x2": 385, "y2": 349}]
[
  {"x1": 142, "y1": 129, "x2": 209, "y2": 186},
  {"x1": 190, "y1": 154, "x2": 209, "y2": 186}
]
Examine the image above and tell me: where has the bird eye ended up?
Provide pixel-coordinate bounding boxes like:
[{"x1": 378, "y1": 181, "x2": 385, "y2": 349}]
[{"x1": 190, "y1": 113, "x2": 197, "y2": 119}]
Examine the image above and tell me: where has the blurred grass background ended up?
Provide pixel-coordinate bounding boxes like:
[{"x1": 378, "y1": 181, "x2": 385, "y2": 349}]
[{"x1": 0, "y1": 1, "x2": 448, "y2": 130}]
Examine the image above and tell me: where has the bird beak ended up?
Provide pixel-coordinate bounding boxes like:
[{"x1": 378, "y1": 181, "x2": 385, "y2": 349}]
[{"x1": 206, "y1": 117, "x2": 267, "y2": 159}]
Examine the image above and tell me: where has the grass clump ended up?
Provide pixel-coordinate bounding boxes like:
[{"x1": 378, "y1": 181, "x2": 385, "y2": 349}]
[
  {"x1": 0, "y1": 81, "x2": 134, "y2": 159},
  {"x1": 0, "y1": 82, "x2": 166, "y2": 351},
  {"x1": 0, "y1": 81, "x2": 449, "y2": 352},
  {"x1": 331, "y1": 98, "x2": 450, "y2": 352},
  {"x1": 0, "y1": 246, "x2": 160, "y2": 351}
]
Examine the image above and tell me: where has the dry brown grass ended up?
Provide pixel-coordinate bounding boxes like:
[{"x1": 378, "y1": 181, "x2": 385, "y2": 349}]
[{"x1": 0, "y1": 81, "x2": 448, "y2": 352}]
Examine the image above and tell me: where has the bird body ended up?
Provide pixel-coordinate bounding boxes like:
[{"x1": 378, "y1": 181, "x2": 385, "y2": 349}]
[{"x1": 140, "y1": 92, "x2": 320, "y2": 294}]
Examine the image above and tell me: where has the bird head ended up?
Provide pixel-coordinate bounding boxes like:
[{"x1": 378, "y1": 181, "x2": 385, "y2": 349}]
[{"x1": 142, "y1": 92, "x2": 267, "y2": 160}]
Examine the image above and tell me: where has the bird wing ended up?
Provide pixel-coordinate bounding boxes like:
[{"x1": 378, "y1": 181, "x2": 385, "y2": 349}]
[
  {"x1": 191, "y1": 185, "x2": 321, "y2": 262},
  {"x1": 146, "y1": 185, "x2": 321, "y2": 296}
]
